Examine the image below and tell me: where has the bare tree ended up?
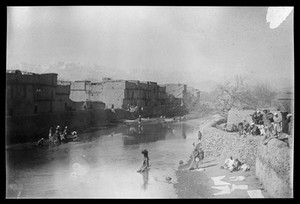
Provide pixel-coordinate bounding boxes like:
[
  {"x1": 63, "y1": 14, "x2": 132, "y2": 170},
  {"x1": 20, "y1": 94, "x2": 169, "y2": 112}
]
[
  {"x1": 251, "y1": 83, "x2": 277, "y2": 108},
  {"x1": 214, "y1": 75, "x2": 277, "y2": 113}
]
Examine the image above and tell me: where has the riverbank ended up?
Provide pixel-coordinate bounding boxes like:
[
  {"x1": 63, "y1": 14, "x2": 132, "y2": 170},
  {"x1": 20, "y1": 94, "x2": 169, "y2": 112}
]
[{"x1": 173, "y1": 114, "x2": 270, "y2": 198}]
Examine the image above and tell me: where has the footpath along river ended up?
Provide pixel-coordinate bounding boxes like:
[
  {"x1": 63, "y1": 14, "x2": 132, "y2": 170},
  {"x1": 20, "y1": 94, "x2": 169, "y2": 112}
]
[{"x1": 6, "y1": 115, "x2": 217, "y2": 198}]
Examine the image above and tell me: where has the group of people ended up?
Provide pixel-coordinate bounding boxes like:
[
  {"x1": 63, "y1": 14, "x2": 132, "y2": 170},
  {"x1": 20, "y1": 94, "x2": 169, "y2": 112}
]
[
  {"x1": 48, "y1": 125, "x2": 70, "y2": 144},
  {"x1": 237, "y1": 109, "x2": 292, "y2": 145},
  {"x1": 222, "y1": 156, "x2": 250, "y2": 172},
  {"x1": 36, "y1": 125, "x2": 78, "y2": 147}
]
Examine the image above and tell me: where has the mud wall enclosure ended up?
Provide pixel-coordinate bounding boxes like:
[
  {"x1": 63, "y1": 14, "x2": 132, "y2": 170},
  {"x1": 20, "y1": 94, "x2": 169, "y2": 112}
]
[{"x1": 255, "y1": 139, "x2": 293, "y2": 198}]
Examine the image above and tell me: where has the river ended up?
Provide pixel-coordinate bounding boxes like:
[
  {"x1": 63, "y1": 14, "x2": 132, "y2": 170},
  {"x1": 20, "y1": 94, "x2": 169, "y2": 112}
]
[{"x1": 6, "y1": 119, "x2": 206, "y2": 198}]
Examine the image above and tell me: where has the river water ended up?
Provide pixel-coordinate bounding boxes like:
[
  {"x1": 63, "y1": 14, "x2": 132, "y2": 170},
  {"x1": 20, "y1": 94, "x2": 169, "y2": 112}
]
[{"x1": 6, "y1": 120, "x2": 203, "y2": 198}]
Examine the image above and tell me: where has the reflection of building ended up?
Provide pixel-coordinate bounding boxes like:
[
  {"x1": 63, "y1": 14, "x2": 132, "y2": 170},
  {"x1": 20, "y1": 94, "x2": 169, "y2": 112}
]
[
  {"x1": 6, "y1": 70, "x2": 58, "y2": 116},
  {"x1": 70, "y1": 79, "x2": 168, "y2": 109}
]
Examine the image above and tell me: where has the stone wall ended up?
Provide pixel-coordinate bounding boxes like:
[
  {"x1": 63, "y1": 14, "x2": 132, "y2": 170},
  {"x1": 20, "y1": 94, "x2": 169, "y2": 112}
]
[{"x1": 255, "y1": 139, "x2": 293, "y2": 198}]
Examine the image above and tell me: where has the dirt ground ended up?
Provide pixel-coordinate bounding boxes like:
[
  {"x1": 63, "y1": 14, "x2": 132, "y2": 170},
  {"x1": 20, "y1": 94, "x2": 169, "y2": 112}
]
[{"x1": 174, "y1": 155, "x2": 270, "y2": 198}]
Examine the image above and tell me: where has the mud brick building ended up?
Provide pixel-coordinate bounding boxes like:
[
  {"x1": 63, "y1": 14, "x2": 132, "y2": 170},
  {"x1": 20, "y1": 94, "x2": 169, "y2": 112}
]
[
  {"x1": 159, "y1": 84, "x2": 201, "y2": 108},
  {"x1": 70, "y1": 79, "x2": 168, "y2": 109},
  {"x1": 6, "y1": 70, "x2": 58, "y2": 116}
]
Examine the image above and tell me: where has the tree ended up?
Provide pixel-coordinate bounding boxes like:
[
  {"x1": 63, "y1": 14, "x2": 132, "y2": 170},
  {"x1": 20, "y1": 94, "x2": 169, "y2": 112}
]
[
  {"x1": 251, "y1": 83, "x2": 276, "y2": 108},
  {"x1": 214, "y1": 75, "x2": 277, "y2": 113}
]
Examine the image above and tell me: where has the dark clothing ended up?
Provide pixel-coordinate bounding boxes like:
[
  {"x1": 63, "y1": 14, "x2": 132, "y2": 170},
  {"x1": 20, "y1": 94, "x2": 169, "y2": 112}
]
[
  {"x1": 281, "y1": 112, "x2": 289, "y2": 134},
  {"x1": 238, "y1": 123, "x2": 244, "y2": 135},
  {"x1": 251, "y1": 125, "x2": 261, "y2": 136},
  {"x1": 55, "y1": 130, "x2": 61, "y2": 142},
  {"x1": 252, "y1": 112, "x2": 258, "y2": 124},
  {"x1": 198, "y1": 131, "x2": 202, "y2": 141},
  {"x1": 266, "y1": 112, "x2": 274, "y2": 123},
  {"x1": 139, "y1": 157, "x2": 150, "y2": 172},
  {"x1": 257, "y1": 113, "x2": 264, "y2": 125}
]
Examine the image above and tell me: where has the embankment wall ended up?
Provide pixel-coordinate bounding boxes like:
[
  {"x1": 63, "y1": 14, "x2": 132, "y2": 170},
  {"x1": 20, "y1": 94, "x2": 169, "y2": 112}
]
[{"x1": 255, "y1": 139, "x2": 293, "y2": 198}]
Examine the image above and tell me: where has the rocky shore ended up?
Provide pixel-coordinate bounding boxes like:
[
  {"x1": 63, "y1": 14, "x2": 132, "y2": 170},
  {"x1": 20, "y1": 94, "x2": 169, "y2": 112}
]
[{"x1": 173, "y1": 114, "x2": 270, "y2": 198}]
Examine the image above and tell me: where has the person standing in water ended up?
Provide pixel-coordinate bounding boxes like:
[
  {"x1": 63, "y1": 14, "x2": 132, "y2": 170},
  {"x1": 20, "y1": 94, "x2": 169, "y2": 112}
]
[
  {"x1": 137, "y1": 149, "x2": 150, "y2": 172},
  {"x1": 48, "y1": 127, "x2": 53, "y2": 144}
]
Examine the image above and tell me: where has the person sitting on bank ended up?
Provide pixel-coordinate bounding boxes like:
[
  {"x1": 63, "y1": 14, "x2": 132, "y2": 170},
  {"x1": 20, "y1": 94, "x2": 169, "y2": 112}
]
[{"x1": 137, "y1": 149, "x2": 150, "y2": 172}]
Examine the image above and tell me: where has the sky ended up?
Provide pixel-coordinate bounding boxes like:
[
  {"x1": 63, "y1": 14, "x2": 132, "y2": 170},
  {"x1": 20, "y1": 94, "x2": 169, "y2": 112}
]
[{"x1": 7, "y1": 6, "x2": 294, "y2": 92}]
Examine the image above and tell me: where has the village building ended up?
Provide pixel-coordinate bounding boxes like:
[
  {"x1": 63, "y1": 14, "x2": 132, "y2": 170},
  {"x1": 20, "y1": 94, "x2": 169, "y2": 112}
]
[
  {"x1": 6, "y1": 70, "x2": 58, "y2": 116},
  {"x1": 70, "y1": 78, "x2": 168, "y2": 110},
  {"x1": 186, "y1": 86, "x2": 201, "y2": 107},
  {"x1": 159, "y1": 83, "x2": 187, "y2": 106},
  {"x1": 5, "y1": 70, "x2": 100, "y2": 116},
  {"x1": 159, "y1": 84, "x2": 200, "y2": 106}
]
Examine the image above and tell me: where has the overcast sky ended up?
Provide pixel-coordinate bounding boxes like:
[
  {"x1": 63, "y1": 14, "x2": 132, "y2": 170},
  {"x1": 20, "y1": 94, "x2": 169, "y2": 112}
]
[{"x1": 7, "y1": 6, "x2": 294, "y2": 91}]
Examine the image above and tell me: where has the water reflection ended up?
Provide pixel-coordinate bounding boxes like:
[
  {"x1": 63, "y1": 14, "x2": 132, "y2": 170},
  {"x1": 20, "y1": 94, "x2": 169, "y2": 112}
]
[
  {"x1": 139, "y1": 171, "x2": 149, "y2": 190},
  {"x1": 123, "y1": 124, "x2": 172, "y2": 145}
]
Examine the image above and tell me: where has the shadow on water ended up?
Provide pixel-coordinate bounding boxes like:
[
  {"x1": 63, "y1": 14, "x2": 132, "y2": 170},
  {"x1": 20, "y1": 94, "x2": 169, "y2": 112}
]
[{"x1": 122, "y1": 124, "x2": 171, "y2": 145}]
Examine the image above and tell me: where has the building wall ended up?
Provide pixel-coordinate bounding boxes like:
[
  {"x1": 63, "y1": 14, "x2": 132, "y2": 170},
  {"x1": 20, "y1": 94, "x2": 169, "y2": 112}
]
[
  {"x1": 6, "y1": 71, "x2": 57, "y2": 116},
  {"x1": 70, "y1": 79, "x2": 167, "y2": 110},
  {"x1": 70, "y1": 81, "x2": 91, "y2": 102},
  {"x1": 160, "y1": 84, "x2": 187, "y2": 99},
  {"x1": 99, "y1": 80, "x2": 126, "y2": 109},
  {"x1": 54, "y1": 84, "x2": 74, "y2": 112},
  {"x1": 89, "y1": 80, "x2": 126, "y2": 109}
]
